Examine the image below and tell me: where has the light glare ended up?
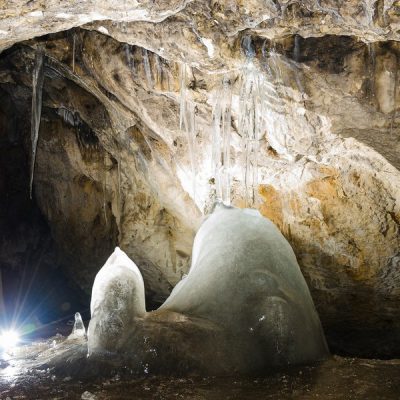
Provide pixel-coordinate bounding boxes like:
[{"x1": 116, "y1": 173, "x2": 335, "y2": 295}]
[{"x1": 0, "y1": 329, "x2": 20, "y2": 351}]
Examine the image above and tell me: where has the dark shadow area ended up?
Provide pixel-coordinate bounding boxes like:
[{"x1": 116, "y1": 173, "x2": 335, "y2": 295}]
[{"x1": 0, "y1": 87, "x2": 89, "y2": 339}]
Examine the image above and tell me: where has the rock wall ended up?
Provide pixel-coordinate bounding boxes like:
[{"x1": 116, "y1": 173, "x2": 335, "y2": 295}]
[{"x1": 0, "y1": 0, "x2": 399, "y2": 356}]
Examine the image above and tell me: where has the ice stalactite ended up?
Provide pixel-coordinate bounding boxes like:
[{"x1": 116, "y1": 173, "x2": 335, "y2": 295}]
[
  {"x1": 29, "y1": 48, "x2": 45, "y2": 199},
  {"x1": 118, "y1": 156, "x2": 122, "y2": 228},
  {"x1": 383, "y1": 0, "x2": 395, "y2": 24},
  {"x1": 153, "y1": 53, "x2": 163, "y2": 89},
  {"x1": 364, "y1": 0, "x2": 377, "y2": 25},
  {"x1": 212, "y1": 75, "x2": 232, "y2": 205},
  {"x1": 124, "y1": 44, "x2": 136, "y2": 78},
  {"x1": 72, "y1": 33, "x2": 76, "y2": 73},
  {"x1": 238, "y1": 37, "x2": 265, "y2": 207},
  {"x1": 367, "y1": 43, "x2": 376, "y2": 100},
  {"x1": 142, "y1": 48, "x2": 153, "y2": 89},
  {"x1": 293, "y1": 35, "x2": 301, "y2": 63},
  {"x1": 103, "y1": 163, "x2": 108, "y2": 225},
  {"x1": 179, "y1": 63, "x2": 197, "y2": 202}
]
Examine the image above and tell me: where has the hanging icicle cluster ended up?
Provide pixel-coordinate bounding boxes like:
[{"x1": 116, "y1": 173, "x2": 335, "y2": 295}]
[
  {"x1": 29, "y1": 48, "x2": 45, "y2": 199},
  {"x1": 124, "y1": 44, "x2": 172, "y2": 92}
]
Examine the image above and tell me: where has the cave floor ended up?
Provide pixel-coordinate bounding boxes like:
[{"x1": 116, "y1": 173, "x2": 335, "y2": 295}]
[{"x1": 0, "y1": 333, "x2": 399, "y2": 400}]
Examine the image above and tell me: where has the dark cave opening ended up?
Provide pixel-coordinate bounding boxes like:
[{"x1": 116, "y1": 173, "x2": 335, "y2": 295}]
[{"x1": 0, "y1": 86, "x2": 89, "y2": 339}]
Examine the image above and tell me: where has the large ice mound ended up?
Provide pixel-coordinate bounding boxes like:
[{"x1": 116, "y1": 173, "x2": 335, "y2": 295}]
[
  {"x1": 87, "y1": 205, "x2": 328, "y2": 371},
  {"x1": 161, "y1": 203, "x2": 329, "y2": 365}
]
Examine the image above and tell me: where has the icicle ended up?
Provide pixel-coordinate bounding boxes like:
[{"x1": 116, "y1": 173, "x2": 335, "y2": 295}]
[
  {"x1": 293, "y1": 35, "x2": 301, "y2": 62},
  {"x1": 364, "y1": 0, "x2": 376, "y2": 25},
  {"x1": 58, "y1": 107, "x2": 76, "y2": 126},
  {"x1": 179, "y1": 63, "x2": 197, "y2": 201},
  {"x1": 103, "y1": 164, "x2": 108, "y2": 225},
  {"x1": 390, "y1": 56, "x2": 398, "y2": 137},
  {"x1": 124, "y1": 43, "x2": 136, "y2": 78},
  {"x1": 0, "y1": 270, "x2": 5, "y2": 314},
  {"x1": 238, "y1": 37, "x2": 265, "y2": 207},
  {"x1": 142, "y1": 48, "x2": 153, "y2": 89},
  {"x1": 118, "y1": 156, "x2": 122, "y2": 226},
  {"x1": 29, "y1": 49, "x2": 45, "y2": 199},
  {"x1": 367, "y1": 43, "x2": 376, "y2": 101},
  {"x1": 72, "y1": 33, "x2": 76, "y2": 73},
  {"x1": 153, "y1": 53, "x2": 163, "y2": 89},
  {"x1": 383, "y1": 0, "x2": 394, "y2": 25},
  {"x1": 212, "y1": 76, "x2": 232, "y2": 205},
  {"x1": 69, "y1": 312, "x2": 86, "y2": 338}
]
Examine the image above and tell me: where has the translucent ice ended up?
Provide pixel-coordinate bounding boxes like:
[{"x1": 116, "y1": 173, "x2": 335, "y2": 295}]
[
  {"x1": 142, "y1": 48, "x2": 153, "y2": 89},
  {"x1": 162, "y1": 204, "x2": 329, "y2": 365},
  {"x1": 69, "y1": 312, "x2": 86, "y2": 338},
  {"x1": 87, "y1": 247, "x2": 145, "y2": 355},
  {"x1": 29, "y1": 48, "x2": 44, "y2": 199},
  {"x1": 179, "y1": 63, "x2": 197, "y2": 200},
  {"x1": 212, "y1": 76, "x2": 232, "y2": 205},
  {"x1": 88, "y1": 206, "x2": 328, "y2": 369}
]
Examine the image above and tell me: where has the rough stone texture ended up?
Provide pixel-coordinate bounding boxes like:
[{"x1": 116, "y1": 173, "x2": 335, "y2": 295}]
[{"x1": 0, "y1": 1, "x2": 399, "y2": 357}]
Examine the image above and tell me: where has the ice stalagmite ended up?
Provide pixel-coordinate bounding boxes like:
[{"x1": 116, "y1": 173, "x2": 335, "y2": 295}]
[
  {"x1": 212, "y1": 76, "x2": 232, "y2": 205},
  {"x1": 69, "y1": 312, "x2": 86, "y2": 338},
  {"x1": 162, "y1": 204, "x2": 329, "y2": 366},
  {"x1": 29, "y1": 48, "x2": 45, "y2": 199},
  {"x1": 87, "y1": 208, "x2": 328, "y2": 370},
  {"x1": 87, "y1": 247, "x2": 145, "y2": 355}
]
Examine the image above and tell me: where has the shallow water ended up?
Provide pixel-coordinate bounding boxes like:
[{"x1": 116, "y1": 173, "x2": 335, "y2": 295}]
[{"x1": 1, "y1": 332, "x2": 399, "y2": 400}]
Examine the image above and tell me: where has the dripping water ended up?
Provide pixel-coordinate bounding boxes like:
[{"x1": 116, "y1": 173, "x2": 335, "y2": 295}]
[{"x1": 29, "y1": 49, "x2": 45, "y2": 199}]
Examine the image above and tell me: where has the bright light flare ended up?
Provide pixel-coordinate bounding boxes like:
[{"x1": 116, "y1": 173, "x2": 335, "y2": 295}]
[{"x1": 0, "y1": 329, "x2": 20, "y2": 352}]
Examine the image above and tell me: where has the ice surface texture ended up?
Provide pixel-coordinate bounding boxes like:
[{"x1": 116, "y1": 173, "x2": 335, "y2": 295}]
[
  {"x1": 88, "y1": 205, "x2": 328, "y2": 372},
  {"x1": 69, "y1": 312, "x2": 86, "y2": 338},
  {"x1": 87, "y1": 247, "x2": 145, "y2": 355}
]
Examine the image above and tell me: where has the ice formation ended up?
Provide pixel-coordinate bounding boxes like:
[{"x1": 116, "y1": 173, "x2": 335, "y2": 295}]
[
  {"x1": 29, "y1": 48, "x2": 44, "y2": 198},
  {"x1": 69, "y1": 312, "x2": 86, "y2": 338},
  {"x1": 179, "y1": 63, "x2": 197, "y2": 201},
  {"x1": 87, "y1": 247, "x2": 145, "y2": 355},
  {"x1": 88, "y1": 205, "x2": 328, "y2": 370},
  {"x1": 212, "y1": 76, "x2": 232, "y2": 205},
  {"x1": 142, "y1": 48, "x2": 153, "y2": 89},
  {"x1": 238, "y1": 38, "x2": 265, "y2": 206},
  {"x1": 161, "y1": 204, "x2": 329, "y2": 366}
]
